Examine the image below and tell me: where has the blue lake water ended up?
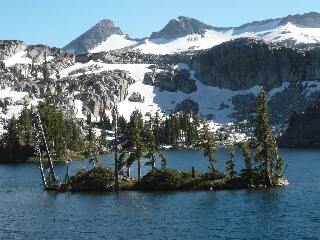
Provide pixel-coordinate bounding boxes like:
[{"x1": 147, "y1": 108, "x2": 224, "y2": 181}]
[{"x1": 0, "y1": 149, "x2": 319, "y2": 239}]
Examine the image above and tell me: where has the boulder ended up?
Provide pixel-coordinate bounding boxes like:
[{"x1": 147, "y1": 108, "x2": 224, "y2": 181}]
[
  {"x1": 174, "y1": 99, "x2": 199, "y2": 114},
  {"x1": 128, "y1": 92, "x2": 144, "y2": 103}
]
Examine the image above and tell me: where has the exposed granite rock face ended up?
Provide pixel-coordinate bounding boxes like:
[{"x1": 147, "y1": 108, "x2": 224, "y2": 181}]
[
  {"x1": 128, "y1": 92, "x2": 144, "y2": 103},
  {"x1": 65, "y1": 70, "x2": 135, "y2": 117},
  {"x1": 174, "y1": 99, "x2": 199, "y2": 114},
  {"x1": 144, "y1": 68, "x2": 197, "y2": 93},
  {"x1": 231, "y1": 94, "x2": 256, "y2": 121},
  {"x1": 278, "y1": 102, "x2": 320, "y2": 147},
  {"x1": 280, "y1": 12, "x2": 320, "y2": 28},
  {"x1": 0, "y1": 97, "x2": 13, "y2": 109},
  {"x1": 150, "y1": 16, "x2": 217, "y2": 40},
  {"x1": 0, "y1": 67, "x2": 20, "y2": 88},
  {"x1": 26, "y1": 44, "x2": 73, "y2": 64},
  {"x1": 75, "y1": 50, "x2": 178, "y2": 65},
  {"x1": 0, "y1": 40, "x2": 27, "y2": 60},
  {"x1": 63, "y1": 19, "x2": 124, "y2": 53},
  {"x1": 190, "y1": 38, "x2": 320, "y2": 91}
]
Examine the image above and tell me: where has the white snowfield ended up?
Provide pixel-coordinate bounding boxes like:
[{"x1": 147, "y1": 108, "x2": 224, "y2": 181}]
[
  {"x1": 132, "y1": 22, "x2": 320, "y2": 54},
  {"x1": 4, "y1": 51, "x2": 55, "y2": 67},
  {"x1": 3, "y1": 18, "x2": 320, "y2": 137},
  {"x1": 0, "y1": 88, "x2": 39, "y2": 133},
  {"x1": 3, "y1": 51, "x2": 32, "y2": 67},
  {"x1": 61, "y1": 61, "x2": 297, "y2": 124},
  {"x1": 89, "y1": 34, "x2": 138, "y2": 53},
  {"x1": 135, "y1": 29, "x2": 233, "y2": 54},
  {"x1": 60, "y1": 20, "x2": 320, "y2": 55}
]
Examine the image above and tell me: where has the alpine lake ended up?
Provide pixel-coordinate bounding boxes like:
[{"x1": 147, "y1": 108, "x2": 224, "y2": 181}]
[{"x1": 0, "y1": 148, "x2": 319, "y2": 239}]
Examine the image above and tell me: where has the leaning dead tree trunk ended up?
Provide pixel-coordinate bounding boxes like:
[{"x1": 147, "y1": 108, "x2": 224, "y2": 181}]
[
  {"x1": 34, "y1": 138, "x2": 47, "y2": 188},
  {"x1": 33, "y1": 110, "x2": 59, "y2": 190}
]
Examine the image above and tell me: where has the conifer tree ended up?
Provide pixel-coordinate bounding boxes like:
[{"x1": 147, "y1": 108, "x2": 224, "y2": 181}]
[
  {"x1": 0, "y1": 60, "x2": 5, "y2": 70},
  {"x1": 159, "y1": 152, "x2": 168, "y2": 169},
  {"x1": 19, "y1": 103, "x2": 33, "y2": 146},
  {"x1": 3, "y1": 116, "x2": 20, "y2": 159},
  {"x1": 153, "y1": 111, "x2": 161, "y2": 148},
  {"x1": 144, "y1": 124, "x2": 157, "y2": 170},
  {"x1": 241, "y1": 141, "x2": 254, "y2": 187},
  {"x1": 120, "y1": 110, "x2": 145, "y2": 179},
  {"x1": 85, "y1": 120, "x2": 99, "y2": 167},
  {"x1": 225, "y1": 145, "x2": 237, "y2": 179},
  {"x1": 197, "y1": 123, "x2": 217, "y2": 172},
  {"x1": 254, "y1": 90, "x2": 284, "y2": 186},
  {"x1": 42, "y1": 53, "x2": 50, "y2": 84}
]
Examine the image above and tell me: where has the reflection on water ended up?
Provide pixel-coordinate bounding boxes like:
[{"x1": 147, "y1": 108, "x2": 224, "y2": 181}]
[{"x1": 0, "y1": 149, "x2": 320, "y2": 239}]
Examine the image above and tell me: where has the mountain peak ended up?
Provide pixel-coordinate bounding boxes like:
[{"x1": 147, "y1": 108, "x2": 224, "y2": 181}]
[
  {"x1": 63, "y1": 18, "x2": 124, "y2": 53},
  {"x1": 280, "y1": 11, "x2": 320, "y2": 27},
  {"x1": 97, "y1": 19, "x2": 117, "y2": 28},
  {"x1": 150, "y1": 16, "x2": 214, "y2": 40}
]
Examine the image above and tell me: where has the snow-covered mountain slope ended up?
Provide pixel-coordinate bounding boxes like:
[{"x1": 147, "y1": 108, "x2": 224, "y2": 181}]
[
  {"x1": 59, "y1": 60, "x2": 305, "y2": 124},
  {"x1": 134, "y1": 22, "x2": 320, "y2": 54},
  {"x1": 89, "y1": 34, "x2": 138, "y2": 53},
  {"x1": 3, "y1": 51, "x2": 32, "y2": 67},
  {"x1": 135, "y1": 29, "x2": 233, "y2": 54},
  {"x1": 63, "y1": 19, "x2": 140, "y2": 54},
  {"x1": 63, "y1": 12, "x2": 320, "y2": 55}
]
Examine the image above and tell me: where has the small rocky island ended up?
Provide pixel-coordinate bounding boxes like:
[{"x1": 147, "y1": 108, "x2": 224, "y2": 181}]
[{"x1": 41, "y1": 90, "x2": 288, "y2": 193}]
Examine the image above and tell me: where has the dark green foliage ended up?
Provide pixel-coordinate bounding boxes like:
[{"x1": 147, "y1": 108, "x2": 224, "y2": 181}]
[
  {"x1": 159, "y1": 152, "x2": 168, "y2": 169},
  {"x1": 85, "y1": 115, "x2": 99, "y2": 166},
  {"x1": 150, "y1": 112, "x2": 200, "y2": 148},
  {"x1": 254, "y1": 90, "x2": 284, "y2": 186},
  {"x1": 19, "y1": 103, "x2": 33, "y2": 146},
  {"x1": 98, "y1": 107, "x2": 111, "y2": 149},
  {"x1": 99, "y1": 107, "x2": 112, "y2": 131},
  {"x1": 42, "y1": 53, "x2": 50, "y2": 83},
  {"x1": 144, "y1": 124, "x2": 157, "y2": 170},
  {"x1": 120, "y1": 110, "x2": 145, "y2": 179},
  {"x1": 132, "y1": 168, "x2": 245, "y2": 191},
  {"x1": 65, "y1": 122, "x2": 84, "y2": 151},
  {"x1": 0, "y1": 115, "x2": 34, "y2": 162},
  {"x1": 0, "y1": 93, "x2": 85, "y2": 163},
  {"x1": 225, "y1": 145, "x2": 237, "y2": 179},
  {"x1": 38, "y1": 93, "x2": 68, "y2": 161},
  {"x1": 133, "y1": 168, "x2": 196, "y2": 191},
  {"x1": 197, "y1": 123, "x2": 217, "y2": 172},
  {"x1": 117, "y1": 115, "x2": 127, "y2": 135},
  {"x1": 69, "y1": 167, "x2": 115, "y2": 192},
  {"x1": 30, "y1": 62, "x2": 38, "y2": 80},
  {"x1": 240, "y1": 141, "x2": 254, "y2": 187},
  {"x1": 0, "y1": 60, "x2": 5, "y2": 70}
]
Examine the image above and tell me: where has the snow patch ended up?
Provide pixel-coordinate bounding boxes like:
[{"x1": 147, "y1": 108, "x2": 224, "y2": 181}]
[
  {"x1": 133, "y1": 22, "x2": 320, "y2": 55},
  {"x1": 135, "y1": 29, "x2": 233, "y2": 54},
  {"x1": 74, "y1": 100, "x2": 85, "y2": 119},
  {"x1": 3, "y1": 51, "x2": 32, "y2": 67},
  {"x1": 89, "y1": 34, "x2": 138, "y2": 53},
  {"x1": 268, "y1": 82, "x2": 290, "y2": 97}
]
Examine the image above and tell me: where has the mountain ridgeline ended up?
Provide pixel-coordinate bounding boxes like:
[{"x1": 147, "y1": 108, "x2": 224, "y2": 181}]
[
  {"x1": 2, "y1": 12, "x2": 320, "y2": 148},
  {"x1": 64, "y1": 19, "x2": 126, "y2": 53},
  {"x1": 189, "y1": 38, "x2": 320, "y2": 91}
]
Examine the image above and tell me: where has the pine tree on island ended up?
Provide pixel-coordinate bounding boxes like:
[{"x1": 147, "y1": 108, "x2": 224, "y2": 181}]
[
  {"x1": 197, "y1": 122, "x2": 217, "y2": 172},
  {"x1": 225, "y1": 144, "x2": 237, "y2": 179},
  {"x1": 254, "y1": 90, "x2": 285, "y2": 187},
  {"x1": 120, "y1": 110, "x2": 145, "y2": 180}
]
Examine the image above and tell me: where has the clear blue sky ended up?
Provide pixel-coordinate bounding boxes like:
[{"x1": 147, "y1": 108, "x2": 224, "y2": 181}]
[{"x1": 1, "y1": 0, "x2": 320, "y2": 48}]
